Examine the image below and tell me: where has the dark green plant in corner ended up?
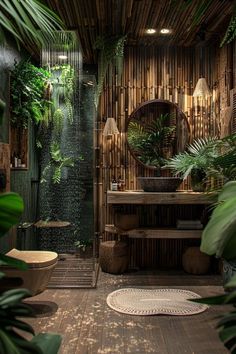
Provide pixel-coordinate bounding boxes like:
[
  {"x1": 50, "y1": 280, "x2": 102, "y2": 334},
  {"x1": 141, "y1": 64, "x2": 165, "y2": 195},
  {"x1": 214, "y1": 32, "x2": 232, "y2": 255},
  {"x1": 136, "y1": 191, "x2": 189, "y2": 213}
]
[
  {"x1": 40, "y1": 142, "x2": 75, "y2": 184},
  {"x1": 192, "y1": 181, "x2": 236, "y2": 353},
  {"x1": 0, "y1": 193, "x2": 61, "y2": 353}
]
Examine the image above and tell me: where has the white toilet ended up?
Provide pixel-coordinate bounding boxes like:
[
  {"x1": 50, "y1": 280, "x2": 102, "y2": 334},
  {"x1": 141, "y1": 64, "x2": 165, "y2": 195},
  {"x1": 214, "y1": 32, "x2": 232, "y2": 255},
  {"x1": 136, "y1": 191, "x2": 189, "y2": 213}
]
[{"x1": 2, "y1": 248, "x2": 58, "y2": 296}]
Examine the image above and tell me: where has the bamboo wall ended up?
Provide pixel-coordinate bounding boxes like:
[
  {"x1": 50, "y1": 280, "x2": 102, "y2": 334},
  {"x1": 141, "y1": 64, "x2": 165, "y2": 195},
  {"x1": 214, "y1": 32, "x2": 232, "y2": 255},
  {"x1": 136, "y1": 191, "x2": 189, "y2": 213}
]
[{"x1": 97, "y1": 43, "x2": 235, "y2": 268}]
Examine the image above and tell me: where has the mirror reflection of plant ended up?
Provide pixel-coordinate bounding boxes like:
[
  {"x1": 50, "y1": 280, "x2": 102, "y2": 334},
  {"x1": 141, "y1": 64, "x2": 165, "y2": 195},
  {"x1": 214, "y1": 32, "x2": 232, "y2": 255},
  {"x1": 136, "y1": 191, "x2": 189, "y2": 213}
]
[
  {"x1": 10, "y1": 60, "x2": 51, "y2": 128},
  {"x1": 127, "y1": 113, "x2": 176, "y2": 167},
  {"x1": 40, "y1": 141, "x2": 81, "y2": 184}
]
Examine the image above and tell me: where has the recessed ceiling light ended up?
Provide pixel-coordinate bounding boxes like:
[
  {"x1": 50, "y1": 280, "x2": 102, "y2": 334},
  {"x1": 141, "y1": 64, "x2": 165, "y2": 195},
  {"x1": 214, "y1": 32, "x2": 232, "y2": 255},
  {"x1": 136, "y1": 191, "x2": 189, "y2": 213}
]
[
  {"x1": 146, "y1": 28, "x2": 156, "y2": 34},
  {"x1": 58, "y1": 55, "x2": 68, "y2": 60},
  {"x1": 160, "y1": 28, "x2": 171, "y2": 34}
]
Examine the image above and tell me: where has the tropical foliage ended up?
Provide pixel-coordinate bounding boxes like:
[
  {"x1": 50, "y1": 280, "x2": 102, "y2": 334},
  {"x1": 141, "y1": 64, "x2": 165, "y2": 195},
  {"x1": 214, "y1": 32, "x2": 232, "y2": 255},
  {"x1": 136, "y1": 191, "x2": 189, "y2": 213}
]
[
  {"x1": 10, "y1": 60, "x2": 51, "y2": 128},
  {"x1": 201, "y1": 181, "x2": 236, "y2": 261},
  {"x1": 0, "y1": 0, "x2": 63, "y2": 48},
  {"x1": 0, "y1": 192, "x2": 62, "y2": 353},
  {"x1": 172, "y1": 0, "x2": 236, "y2": 47},
  {"x1": 165, "y1": 134, "x2": 236, "y2": 189},
  {"x1": 40, "y1": 142, "x2": 75, "y2": 184},
  {"x1": 127, "y1": 113, "x2": 175, "y2": 167},
  {"x1": 193, "y1": 275, "x2": 236, "y2": 354},
  {"x1": 193, "y1": 181, "x2": 236, "y2": 354},
  {"x1": 94, "y1": 34, "x2": 126, "y2": 106}
]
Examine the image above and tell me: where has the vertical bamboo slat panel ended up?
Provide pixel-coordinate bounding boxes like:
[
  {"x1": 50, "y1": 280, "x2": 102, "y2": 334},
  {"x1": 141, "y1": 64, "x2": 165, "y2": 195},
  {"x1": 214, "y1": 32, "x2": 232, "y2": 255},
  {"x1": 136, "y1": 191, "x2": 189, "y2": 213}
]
[{"x1": 98, "y1": 44, "x2": 231, "y2": 268}]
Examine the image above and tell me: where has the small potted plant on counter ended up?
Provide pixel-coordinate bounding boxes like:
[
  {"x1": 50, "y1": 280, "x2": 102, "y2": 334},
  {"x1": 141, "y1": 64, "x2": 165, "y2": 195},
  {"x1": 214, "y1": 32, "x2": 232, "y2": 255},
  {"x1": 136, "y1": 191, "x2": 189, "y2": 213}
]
[{"x1": 74, "y1": 239, "x2": 93, "y2": 258}]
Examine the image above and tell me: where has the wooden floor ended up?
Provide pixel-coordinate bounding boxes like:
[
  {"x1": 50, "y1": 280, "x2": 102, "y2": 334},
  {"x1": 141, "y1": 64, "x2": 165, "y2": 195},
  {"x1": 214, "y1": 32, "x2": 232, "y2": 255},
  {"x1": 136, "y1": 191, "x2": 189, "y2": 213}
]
[{"x1": 26, "y1": 269, "x2": 229, "y2": 354}]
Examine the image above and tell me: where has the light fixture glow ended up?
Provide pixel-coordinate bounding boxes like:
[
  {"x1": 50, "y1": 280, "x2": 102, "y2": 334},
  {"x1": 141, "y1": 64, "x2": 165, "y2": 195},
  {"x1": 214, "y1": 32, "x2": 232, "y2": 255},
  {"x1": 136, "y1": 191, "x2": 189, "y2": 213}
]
[
  {"x1": 146, "y1": 28, "x2": 156, "y2": 34},
  {"x1": 193, "y1": 78, "x2": 212, "y2": 98},
  {"x1": 103, "y1": 117, "x2": 119, "y2": 136},
  {"x1": 160, "y1": 28, "x2": 171, "y2": 34},
  {"x1": 58, "y1": 55, "x2": 68, "y2": 60}
]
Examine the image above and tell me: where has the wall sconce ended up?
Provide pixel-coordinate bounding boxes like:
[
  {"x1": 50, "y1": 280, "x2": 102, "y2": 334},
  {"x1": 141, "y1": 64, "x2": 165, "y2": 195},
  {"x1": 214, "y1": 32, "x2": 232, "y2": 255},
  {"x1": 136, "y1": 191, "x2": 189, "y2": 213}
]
[
  {"x1": 193, "y1": 77, "x2": 212, "y2": 98},
  {"x1": 103, "y1": 117, "x2": 119, "y2": 137}
]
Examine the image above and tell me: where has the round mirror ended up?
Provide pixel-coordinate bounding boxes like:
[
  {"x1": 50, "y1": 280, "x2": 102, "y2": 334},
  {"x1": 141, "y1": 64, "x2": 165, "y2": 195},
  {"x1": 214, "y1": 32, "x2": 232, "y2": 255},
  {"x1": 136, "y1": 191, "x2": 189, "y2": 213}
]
[{"x1": 127, "y1": 99, "x2": 190, "y2": 168}]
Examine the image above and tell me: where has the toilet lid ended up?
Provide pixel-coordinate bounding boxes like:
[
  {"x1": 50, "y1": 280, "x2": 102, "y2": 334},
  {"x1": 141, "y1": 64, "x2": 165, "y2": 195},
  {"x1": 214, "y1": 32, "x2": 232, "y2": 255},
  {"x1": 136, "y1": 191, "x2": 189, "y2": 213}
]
[{"x1": 6, "y1": 249, "x2": 58, "y2": 268}]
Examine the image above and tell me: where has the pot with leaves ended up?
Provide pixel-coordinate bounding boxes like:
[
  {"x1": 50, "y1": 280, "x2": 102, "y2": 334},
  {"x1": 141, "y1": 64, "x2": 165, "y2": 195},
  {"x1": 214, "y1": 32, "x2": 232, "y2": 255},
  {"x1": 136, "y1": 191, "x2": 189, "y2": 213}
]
[{"x1": 74, "y1": 239, "x2": 93, "y2": 258}]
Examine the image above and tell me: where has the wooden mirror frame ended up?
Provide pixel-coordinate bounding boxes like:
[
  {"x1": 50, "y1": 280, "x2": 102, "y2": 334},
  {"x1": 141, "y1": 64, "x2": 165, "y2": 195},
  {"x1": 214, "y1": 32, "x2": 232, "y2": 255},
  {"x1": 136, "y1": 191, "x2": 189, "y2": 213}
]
[{"x1": 126, "y1": 99, "x2": 190, "y2": 169}]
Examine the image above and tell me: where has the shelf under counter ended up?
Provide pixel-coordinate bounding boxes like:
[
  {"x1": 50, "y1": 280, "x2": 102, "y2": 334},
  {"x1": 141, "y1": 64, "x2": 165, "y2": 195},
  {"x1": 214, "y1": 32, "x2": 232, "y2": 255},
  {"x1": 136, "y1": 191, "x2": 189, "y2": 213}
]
[
  {"x1": 105, "y1": 224, "x2": 202, "y2": 239},
  {"x1": 107, "y1": 190, "x2": 212, "y2": 205}
]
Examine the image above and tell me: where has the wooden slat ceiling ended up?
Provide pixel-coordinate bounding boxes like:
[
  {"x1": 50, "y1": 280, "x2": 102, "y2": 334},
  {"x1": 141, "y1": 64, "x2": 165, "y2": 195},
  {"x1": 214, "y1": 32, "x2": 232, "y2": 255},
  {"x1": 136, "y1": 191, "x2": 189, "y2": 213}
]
[{"x1": 45, "y1": 0, "x2": 234, "y2": 63}]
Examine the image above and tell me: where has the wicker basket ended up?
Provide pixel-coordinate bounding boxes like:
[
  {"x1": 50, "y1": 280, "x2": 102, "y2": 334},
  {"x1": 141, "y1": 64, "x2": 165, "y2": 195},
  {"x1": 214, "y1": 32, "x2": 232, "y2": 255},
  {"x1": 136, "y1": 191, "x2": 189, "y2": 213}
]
[{"x1": 137, "y1": 177, "x2": 182, "y2": 192}]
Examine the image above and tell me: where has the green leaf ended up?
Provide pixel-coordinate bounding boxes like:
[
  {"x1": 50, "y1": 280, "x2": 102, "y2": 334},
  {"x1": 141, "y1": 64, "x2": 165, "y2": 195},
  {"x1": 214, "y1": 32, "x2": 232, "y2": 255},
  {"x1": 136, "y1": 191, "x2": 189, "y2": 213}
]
[
  {"x1": 0, "y1": 193, "x2": 24, "y2": 237},
  {"x1": 200, "y1": 189, "x2": 236, "y2": 259},
  {"x1": 0, "y1": 329, "x2": 20, "y2": 354},
  {"x1": 225, "y1": 275, "x2": 236, "y2": 289},
  {"x1": 0, "y1": 254, "x2": 28, "y2": 270},
  {"x1": 219, "y1": 325, "x2": 236, "y2": 344},
  {"x1": 0, "y1": 288, "x2": 31, "y2": 307},
  {"x1": 191, "y1": 294, "x2": 227, "y2": 305},
  {"x1": 0, "y1": 318, "x2": 34, "y2": 335},
  {"x1": 31, "y1": 333, "x2": 62, "y2": 354}
]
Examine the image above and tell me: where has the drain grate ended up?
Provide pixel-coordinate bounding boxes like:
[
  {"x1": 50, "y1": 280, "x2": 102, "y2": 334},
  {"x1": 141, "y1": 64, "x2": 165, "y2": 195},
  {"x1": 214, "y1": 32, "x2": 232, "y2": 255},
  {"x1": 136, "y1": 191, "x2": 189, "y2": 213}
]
[{"x1": 47, "y1": 253, "x2": 99, "y2": 289}]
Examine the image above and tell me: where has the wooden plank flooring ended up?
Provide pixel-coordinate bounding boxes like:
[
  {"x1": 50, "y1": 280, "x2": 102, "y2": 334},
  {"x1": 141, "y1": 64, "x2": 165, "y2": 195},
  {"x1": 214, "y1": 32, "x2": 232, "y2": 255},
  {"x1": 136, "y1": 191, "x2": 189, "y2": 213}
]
[{"x1": 26, "y1": 270, "x2": 229, "y2": 354}]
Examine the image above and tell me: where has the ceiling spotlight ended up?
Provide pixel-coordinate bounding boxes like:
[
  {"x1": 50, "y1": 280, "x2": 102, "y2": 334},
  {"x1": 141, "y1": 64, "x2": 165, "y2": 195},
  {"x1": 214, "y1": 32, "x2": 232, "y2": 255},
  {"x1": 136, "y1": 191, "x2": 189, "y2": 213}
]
[
  {"x1": 146, "y1": 28, "x2": 156, "y2": 34},
  {"x1": 58, "y1": 55, "x2": 68, "y2": 60},
  {"x1": 160, "y1": 28, "x2": 171, "y2": 34}
]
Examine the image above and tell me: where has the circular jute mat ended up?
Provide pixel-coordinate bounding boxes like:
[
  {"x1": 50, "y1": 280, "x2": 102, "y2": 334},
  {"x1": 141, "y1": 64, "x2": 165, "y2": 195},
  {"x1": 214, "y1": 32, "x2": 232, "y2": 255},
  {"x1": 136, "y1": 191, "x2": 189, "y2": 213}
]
[{"x1": 106, "y1": 288, "x2": 208, "y2": 316}]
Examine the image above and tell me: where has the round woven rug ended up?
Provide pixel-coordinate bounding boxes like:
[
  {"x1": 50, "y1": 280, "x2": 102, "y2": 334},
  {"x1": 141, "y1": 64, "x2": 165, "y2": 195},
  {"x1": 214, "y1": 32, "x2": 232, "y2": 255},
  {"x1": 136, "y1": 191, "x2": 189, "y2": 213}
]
[{"x1": 106, "y1": 288, "x2": 208, "y2": 316}]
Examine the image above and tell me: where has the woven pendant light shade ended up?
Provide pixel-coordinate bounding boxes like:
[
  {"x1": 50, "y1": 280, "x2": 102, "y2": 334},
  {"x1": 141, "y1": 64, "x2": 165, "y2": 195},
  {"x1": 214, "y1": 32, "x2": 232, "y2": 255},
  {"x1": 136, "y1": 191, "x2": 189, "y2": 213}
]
[
  {"x1": 103, "y1": 117, "x2": 119, "y2": 136},
  {"x1": 193, "y1": 78, "x2": 212, "y2": 98}
]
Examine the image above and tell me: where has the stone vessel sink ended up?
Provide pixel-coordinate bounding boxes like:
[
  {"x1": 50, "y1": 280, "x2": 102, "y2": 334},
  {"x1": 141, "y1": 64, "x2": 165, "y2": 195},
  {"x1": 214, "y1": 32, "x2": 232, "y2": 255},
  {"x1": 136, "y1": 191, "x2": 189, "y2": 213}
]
[{"x1": 137, "y1": 177, "x2": 182, "y2": 192}]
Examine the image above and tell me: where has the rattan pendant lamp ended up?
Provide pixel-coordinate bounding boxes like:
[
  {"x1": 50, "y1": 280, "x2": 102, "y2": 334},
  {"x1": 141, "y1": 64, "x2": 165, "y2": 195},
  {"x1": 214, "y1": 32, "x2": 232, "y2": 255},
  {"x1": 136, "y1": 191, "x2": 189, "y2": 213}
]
[{"x1": 193, "y1": 47, "x2": 212, "y2": 98}]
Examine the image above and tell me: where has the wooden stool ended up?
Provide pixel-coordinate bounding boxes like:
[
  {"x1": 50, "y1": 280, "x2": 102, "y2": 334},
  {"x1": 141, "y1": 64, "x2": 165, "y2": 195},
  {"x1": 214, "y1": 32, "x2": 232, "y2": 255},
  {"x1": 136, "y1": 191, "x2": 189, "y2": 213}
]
[
  {"x1": 182, "y1": 246, "x2": 211, "y2": 275},
  {"x1": 99, "y1": 241, "x2": 129, "y2": 274}
]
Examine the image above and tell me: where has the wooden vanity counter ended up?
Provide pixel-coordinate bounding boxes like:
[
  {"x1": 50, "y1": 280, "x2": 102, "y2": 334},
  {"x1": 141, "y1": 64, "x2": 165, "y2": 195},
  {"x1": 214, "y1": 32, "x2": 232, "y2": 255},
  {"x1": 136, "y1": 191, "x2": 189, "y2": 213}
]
[{"x1": 107, "y1": 190, "x2": 211, "y2": 205}]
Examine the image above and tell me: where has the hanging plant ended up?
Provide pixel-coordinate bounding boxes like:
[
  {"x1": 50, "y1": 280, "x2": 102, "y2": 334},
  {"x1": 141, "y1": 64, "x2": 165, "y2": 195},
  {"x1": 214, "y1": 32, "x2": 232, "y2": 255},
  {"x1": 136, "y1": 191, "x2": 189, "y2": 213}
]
[
  {"x1": 10, "y1": 60, "x2": 51, "y2": 128},
  {"x1": 40, "y1": 141, "x2": 78, "y2": 184},
  {"x1": 94, "y1": 34, "x2": 126, "y2": 106}
]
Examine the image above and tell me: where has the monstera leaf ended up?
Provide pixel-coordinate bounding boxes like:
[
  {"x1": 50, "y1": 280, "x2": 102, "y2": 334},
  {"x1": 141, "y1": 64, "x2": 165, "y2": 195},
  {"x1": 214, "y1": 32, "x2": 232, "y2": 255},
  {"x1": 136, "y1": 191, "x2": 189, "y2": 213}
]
[
  {"x1": 200, "y1": 181, "x2": 236, "y2": 260},
  {"x1": 0, "y1": 193, "x2": 27, "y2": 270}
]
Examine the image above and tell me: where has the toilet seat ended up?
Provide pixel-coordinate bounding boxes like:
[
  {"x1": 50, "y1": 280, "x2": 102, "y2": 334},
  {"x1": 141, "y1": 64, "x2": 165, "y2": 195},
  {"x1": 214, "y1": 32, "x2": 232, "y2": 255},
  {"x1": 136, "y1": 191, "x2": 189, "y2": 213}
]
[{"x1": 6, "y1": 248, "x2": 58, "y2": 268}]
